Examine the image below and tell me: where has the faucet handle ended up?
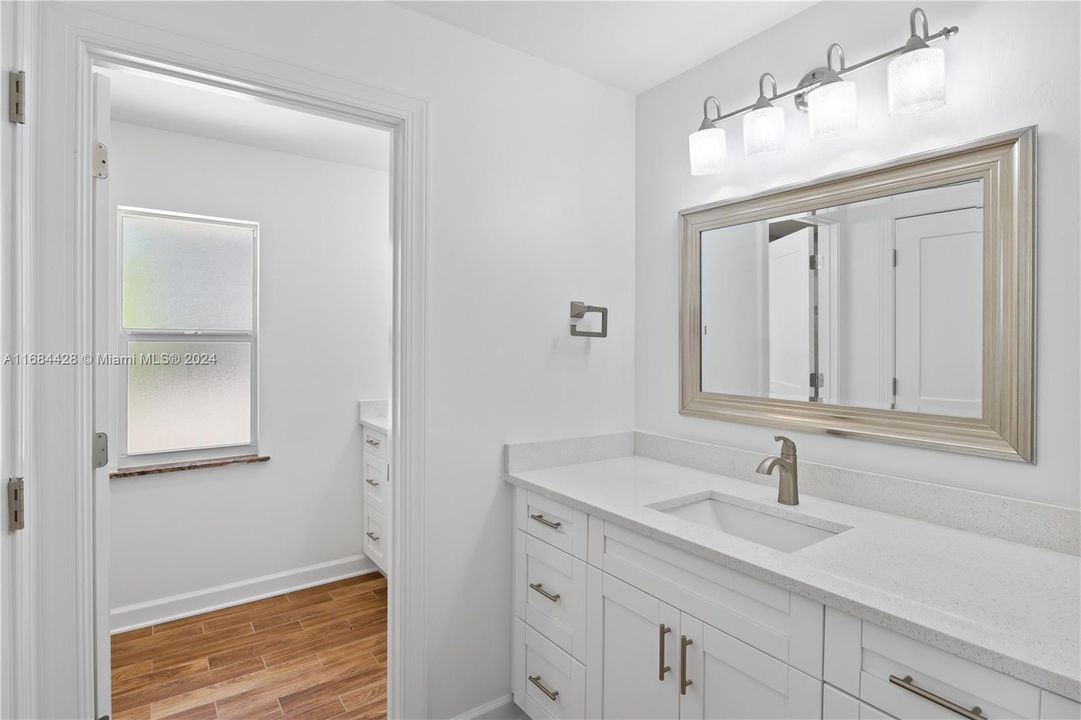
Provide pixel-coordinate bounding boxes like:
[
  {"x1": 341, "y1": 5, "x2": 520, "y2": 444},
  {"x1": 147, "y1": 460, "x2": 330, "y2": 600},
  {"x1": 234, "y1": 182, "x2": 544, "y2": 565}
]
[{"x1": 773, "y1": 435, "x2": 797, "y2": 456}]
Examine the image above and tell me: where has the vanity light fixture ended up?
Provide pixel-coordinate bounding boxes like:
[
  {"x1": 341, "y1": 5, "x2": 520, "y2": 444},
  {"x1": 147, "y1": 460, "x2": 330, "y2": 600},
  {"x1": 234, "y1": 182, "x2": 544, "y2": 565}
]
[
  {"x1": 807, "y1": 44, "x2": 858, "y2": 138},
  {"x1": 688, "y1": 6, "x2": 958, "y2": 174},
  {"x1": 743, "y1": 73, "x2": 785, "y2": 156},
  {"x1": 688, "y1": 96, "x2": 726, "y2": 175},
  {"x1": 888, "y1": 8, "x2": 947, "y2": 115}
]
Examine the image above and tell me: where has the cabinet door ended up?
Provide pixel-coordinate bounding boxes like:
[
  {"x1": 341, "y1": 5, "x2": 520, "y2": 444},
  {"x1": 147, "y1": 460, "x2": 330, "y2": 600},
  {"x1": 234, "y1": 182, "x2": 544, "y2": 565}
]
[
  {"x1": 680, "y1": 613, "x2": 821, "y2": 720},
  {"x1": 587, "y1": 570, "x2": 681, "y2": 719}
]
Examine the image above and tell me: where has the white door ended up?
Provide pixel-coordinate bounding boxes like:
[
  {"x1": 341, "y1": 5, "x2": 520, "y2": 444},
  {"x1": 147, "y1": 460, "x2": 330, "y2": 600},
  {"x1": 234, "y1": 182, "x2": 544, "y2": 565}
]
[
  {"x1": 768, "y1": 229, "x2": 813, "y2": 401},
  {"x1": 679, "y1": 613, "x2": 821, "y2": 720},
  {"x1": 92, "y1": 71, "x2": 116, "y2": 720},
  {"x1": 894, "y1": 209, "x2": 983, "y2": 417},
  {"x1": 590, "y1": 573, "x2": 681, "y2": 719}
]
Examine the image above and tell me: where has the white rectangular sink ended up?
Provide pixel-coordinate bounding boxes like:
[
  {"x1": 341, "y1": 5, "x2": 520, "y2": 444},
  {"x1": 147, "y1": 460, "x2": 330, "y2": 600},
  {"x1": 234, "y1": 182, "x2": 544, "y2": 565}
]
[{"x1": 652, "y1": 493, "x2": 849, "y2": 553}]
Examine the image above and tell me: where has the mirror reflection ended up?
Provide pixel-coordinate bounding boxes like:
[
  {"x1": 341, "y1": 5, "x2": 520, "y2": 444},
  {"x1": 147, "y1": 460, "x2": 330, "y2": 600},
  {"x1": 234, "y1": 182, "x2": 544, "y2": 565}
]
[{"x1": 700, "y1": 179, "x2": 983, "y2": 417}]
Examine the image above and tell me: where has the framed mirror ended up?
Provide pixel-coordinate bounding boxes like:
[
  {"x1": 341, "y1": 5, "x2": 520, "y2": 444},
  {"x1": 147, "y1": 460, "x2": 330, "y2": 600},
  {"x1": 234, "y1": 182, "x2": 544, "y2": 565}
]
[{"x1": 680, "y1": 127, "x2": 1035, "y2": 461}]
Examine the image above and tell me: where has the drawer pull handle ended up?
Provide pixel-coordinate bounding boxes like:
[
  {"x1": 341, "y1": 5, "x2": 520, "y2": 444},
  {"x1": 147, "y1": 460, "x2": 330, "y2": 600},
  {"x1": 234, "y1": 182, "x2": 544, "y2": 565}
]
[
  {"x1": 528, "y1": 674, "x2": 559, "y2": 701},
  {"x1": 529, "y1": 513, "x2": 562, "y2": 530},
  {"x1": 680, "y1": 636, "x2": 693, "y2": 695},
  {"x1": 529, "y1": 583, "x2": 560, "y2": 603},
  {"x1": 366, "y1": 438, "x2": 381, "y2": 448},
  {"x1": 366, "y1": 531, "x2": 380, "y2": 542},
  {"x1": 658, "y1": 624, "x2": 672, "y2": 680},
  {"x1": 365, "y1": 477, "x2": 380, "y2": 487},
  {"x1": 889, "y1": 675, "x2": 986, "y2": 720}
]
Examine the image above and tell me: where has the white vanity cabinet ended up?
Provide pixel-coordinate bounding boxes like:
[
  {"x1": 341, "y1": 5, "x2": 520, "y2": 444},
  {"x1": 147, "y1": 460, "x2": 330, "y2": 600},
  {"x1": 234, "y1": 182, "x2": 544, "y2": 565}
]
[
  {"x1": 360, "y1": 421, "x2": 389, "y2": 575},
  {"x1": 512, "y1": 487, "x2": 823, "y2": 720}
]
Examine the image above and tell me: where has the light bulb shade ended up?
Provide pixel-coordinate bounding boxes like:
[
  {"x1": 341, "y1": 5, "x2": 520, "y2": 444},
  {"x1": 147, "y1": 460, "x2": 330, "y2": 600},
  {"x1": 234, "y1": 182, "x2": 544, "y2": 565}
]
[
  {"x1": 888, "y1": 46, "x2": 946, "y2": 115},
  {"x1": 688, "y1": 125, "x2": 727, "y2": 176},
  {"x1": 743, "y1": 105, "x2": 785, "y2": 156},
  {"x1": 807, "y1": 80, "x2": 858, "y2": 138}
]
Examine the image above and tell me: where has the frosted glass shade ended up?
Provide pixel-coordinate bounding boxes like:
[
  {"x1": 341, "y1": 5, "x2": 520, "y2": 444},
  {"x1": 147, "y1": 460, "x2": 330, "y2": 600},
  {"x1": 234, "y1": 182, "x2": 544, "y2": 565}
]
[
  {"x1": 689, "y1": 126, "x2": 727, "y2": 176},
  {"x1": 807, "y1": 81, "x2": 858, "y2": 138},
  {"x1": 743, "y1": 105, "x2": 785, "y2": 156},
  {"x1": 888, "y1": 46, "x2": 946, "y2": 115}
]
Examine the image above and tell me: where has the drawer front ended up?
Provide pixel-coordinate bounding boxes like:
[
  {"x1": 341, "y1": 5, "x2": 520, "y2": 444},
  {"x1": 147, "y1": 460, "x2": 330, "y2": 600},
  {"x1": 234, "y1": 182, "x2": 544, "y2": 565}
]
[
  {"x1": 512, "y1": 619, "x2": 585, "y2": 720},
  {"x1": 364, "y1": 509, "x2": 386, "y2": 574},
  {"x1": 514, "y1": 530, "x2": 587, "y2": 661},
  {"x1": 824, "y1": 608, "x2": 1040, "y2": 719},
  {"x1": 596, "y1": 520, "x2": 823, "y2": 678},
  {"x1": 362, "y1": 427, "x2": 387, "y2": 459},
  {"x1": 516, "y1": 489, "x2": 588, "y2": 561},
  {"x1": 824, "y1": 684, "x2": 897, "y2": 719},
  {"x1": 363, "y1": 452, "x2": 388, "y2": 515}
]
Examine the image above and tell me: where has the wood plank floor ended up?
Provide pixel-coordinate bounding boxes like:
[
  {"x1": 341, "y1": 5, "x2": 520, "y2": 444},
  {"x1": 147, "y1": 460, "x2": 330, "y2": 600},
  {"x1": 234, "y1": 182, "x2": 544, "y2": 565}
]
[{"x1": 111, "y1": 573, "x2": 388, "y2": 720}]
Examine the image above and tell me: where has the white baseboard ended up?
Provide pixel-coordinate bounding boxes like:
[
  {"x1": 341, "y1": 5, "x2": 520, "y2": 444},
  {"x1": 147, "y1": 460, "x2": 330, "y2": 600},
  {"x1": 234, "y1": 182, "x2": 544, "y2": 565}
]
[
  {"x1": 111, "y1": 554, "x2": 377, "y2": 633},
  {"x1": 452, "y1": 694, "x2": 518, "y2": 720}
]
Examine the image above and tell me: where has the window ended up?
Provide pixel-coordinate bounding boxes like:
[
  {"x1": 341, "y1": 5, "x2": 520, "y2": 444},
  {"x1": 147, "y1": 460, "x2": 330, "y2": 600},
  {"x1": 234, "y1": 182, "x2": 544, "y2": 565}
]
[{"x1": 118, "y1": 208, "x2": 259, "y2": 464}]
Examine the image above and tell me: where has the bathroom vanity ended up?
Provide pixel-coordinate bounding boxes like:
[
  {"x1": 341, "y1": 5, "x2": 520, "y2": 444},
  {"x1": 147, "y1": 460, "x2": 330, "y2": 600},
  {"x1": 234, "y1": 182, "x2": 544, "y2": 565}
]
[
  {"x1": 359, "y1": 401, "x2": 390, "y2": 575},
  {"x1": 505, "y1": 436, "x2": 1080, "y2": 720}
]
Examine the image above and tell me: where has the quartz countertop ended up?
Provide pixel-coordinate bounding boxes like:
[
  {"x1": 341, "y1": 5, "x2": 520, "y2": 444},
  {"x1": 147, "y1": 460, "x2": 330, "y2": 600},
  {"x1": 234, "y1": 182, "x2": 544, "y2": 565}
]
[
  {"x1": 506, "y1": 455, "x2": 1081, "y2": 700},
  {"x1": 359, "y1": 415, "x2": 389, "y2": 434}
]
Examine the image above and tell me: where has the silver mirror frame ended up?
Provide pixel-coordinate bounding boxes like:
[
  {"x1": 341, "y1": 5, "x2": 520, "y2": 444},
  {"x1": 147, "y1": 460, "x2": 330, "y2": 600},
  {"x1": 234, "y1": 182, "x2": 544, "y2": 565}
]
[{"x1": 680, "y1": 127, "x2": 1035, "y2": 462}]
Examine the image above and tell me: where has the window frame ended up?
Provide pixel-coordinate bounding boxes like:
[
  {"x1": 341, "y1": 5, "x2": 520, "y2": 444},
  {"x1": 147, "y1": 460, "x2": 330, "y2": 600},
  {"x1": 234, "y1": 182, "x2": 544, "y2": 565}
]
[{"x1": 116, "y1": 206, "x2": 260, "y2": 467}]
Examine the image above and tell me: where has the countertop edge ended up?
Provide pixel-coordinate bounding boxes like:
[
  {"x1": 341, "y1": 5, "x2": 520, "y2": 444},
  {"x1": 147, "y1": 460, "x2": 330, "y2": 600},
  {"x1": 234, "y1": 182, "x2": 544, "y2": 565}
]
[{"x1": 506, "y1": 470, "x2": 1081, "y2": 702}]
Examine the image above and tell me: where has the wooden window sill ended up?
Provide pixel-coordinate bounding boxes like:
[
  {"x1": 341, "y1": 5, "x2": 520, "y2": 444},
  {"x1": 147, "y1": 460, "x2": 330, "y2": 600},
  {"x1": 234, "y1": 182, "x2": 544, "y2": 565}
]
[{"x1": 111, "y1": 454, "x2": 270, "y2": 479}]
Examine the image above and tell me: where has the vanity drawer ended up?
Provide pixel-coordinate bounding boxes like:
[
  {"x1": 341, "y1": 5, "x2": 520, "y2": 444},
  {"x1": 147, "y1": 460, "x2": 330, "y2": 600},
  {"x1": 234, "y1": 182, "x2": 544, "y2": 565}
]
[
  {"x1": 512, "y1": 619, "x2": 586, "y2": 720},
  {"x1": 824, "y1": 608, "x2": 1040, "y2": 719},
  {"x1": 514, "y1": 530, "x2": 587, "y2": 661},
  {"x1": 593, "y1": 520, "x2": 824, "y2": 678},
  {"x1": 516, "y1": 489, "x2": 588, "y2": 561},
  {"x1": 362, "y1": 427, "x2": 387, "y2": 460},
  {"x1": 364, "y1": 509, "x2": 386, "y2": 574},
  {"x1": 363, "y1": 452, "x2": 388, "y2": 515}
]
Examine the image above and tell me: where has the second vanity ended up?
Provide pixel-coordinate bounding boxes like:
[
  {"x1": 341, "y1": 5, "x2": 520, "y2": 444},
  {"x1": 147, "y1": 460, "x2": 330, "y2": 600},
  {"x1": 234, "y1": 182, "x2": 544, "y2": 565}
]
[{"x1": 505, "y1": 436, "x2": 1080, "y2": 720}]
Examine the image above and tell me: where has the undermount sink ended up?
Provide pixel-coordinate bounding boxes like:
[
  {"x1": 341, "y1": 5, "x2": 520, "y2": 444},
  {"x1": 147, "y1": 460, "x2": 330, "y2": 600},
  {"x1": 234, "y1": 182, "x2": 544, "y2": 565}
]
[{"x1": 652, "y1": 493, "x2": 849, "y2": 553}]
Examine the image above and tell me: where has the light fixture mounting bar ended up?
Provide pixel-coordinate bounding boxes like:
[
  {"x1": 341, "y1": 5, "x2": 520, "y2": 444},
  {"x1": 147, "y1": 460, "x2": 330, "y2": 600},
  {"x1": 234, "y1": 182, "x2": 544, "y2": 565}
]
[{"x1": 707, "y1": 23, "x2": 959, "y2": 123}]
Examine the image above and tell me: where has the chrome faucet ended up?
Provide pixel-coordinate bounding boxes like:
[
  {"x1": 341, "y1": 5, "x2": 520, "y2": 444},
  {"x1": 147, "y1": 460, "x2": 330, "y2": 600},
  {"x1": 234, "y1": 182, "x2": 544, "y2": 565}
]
[{"x1": 756, "y1": 436, "x2": 799, "y2": 506}]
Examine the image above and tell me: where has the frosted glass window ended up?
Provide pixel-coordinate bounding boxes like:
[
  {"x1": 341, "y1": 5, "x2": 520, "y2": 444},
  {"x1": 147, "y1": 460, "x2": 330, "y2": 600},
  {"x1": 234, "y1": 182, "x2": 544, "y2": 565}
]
[
  {"x1": 127, "y1": 342, "x2": 252, "y2": 454},
  {"x1": 122, "y1": 214, "x2": 254, "y2": 331}
]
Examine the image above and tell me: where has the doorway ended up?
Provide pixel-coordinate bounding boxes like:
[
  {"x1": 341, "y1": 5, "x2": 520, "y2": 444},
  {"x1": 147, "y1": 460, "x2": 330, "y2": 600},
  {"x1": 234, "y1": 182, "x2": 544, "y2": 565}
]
[
  {"x1": 1, "y1": 6, "x2": 429, "y2": 716},
  {"x1": 93, "y1": 63, "x2": 395, "y2": 719}
]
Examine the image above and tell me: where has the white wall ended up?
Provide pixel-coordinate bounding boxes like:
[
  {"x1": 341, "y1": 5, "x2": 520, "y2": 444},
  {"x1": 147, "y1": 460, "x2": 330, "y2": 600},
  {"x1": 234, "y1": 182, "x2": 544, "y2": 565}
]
[
  {"x1": 636, "y1": 1, "x2": 1080, "y2": 507},
  {"x1": 76, "y1": 3, "x2": 636, "y2": 717},
  {"x1": 108, "y1": 121, "x2": 392, "y2": 614}
]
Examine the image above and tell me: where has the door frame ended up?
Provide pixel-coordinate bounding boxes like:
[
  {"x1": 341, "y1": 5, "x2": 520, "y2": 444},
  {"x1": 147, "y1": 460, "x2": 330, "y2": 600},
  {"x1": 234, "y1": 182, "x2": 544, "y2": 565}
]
[{"x1": 1, "y1": 4, "x2": 429, "y2": 718}]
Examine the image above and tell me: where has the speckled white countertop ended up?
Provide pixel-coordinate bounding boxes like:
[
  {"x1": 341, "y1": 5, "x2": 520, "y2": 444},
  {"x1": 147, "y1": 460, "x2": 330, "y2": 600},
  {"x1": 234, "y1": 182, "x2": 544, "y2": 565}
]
[{"x1": 507, "y1": 456, "x2": 1081, "y2": 700}]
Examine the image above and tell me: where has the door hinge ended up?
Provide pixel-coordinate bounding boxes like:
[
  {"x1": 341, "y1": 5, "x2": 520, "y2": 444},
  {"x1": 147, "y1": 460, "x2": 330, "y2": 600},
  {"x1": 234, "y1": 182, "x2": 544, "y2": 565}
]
[
  {"x1": 93, "y1": 142, "x2": 109, "y2": 179},
  {"x1": 809, "y1": 372, "x2": 824, "y2": 389},
  {"x1": 93, "y1": 432, "x2": 109, "y2": 469},
  {"x1": 7, "y1": 477, "x2": 25, "y2": 530},
  {"x1": 892, "y1": 377, "x2": 898, "y2": 396},
  {"x1": 808, "y1": 254, "x2": 819, "y2": 270},
  {"x1": 8, "y1": 70, "x2": 26, "y2": 124},
  {"x1": 892, "y1": 249, "x2": 898, "y2": 267}
]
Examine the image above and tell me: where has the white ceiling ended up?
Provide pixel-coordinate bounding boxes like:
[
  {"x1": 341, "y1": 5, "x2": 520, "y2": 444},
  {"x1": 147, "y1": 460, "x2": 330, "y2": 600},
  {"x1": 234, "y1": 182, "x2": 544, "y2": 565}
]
[
  {"x1": 396, "y1": 1, "x2": 815, "y2": 93},
  {"x1": 100, "y1": 67, "x2": 390, "y2": 171}
]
